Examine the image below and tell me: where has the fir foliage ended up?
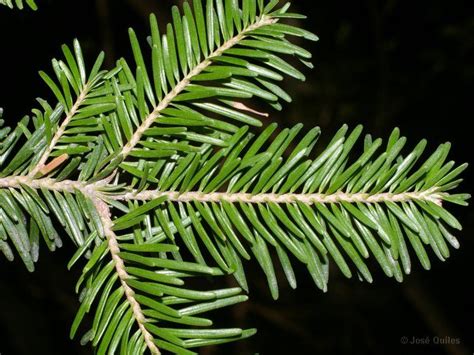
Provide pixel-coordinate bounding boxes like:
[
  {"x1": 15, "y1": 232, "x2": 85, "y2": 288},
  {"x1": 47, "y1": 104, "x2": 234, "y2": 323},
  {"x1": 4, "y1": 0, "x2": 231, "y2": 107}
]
[
  {"x1": 0, "y1": 0, "x2": 37, "y2": 10},
  {"x1": 0, "y1": 1, "x2": 469, "y2": 354}
]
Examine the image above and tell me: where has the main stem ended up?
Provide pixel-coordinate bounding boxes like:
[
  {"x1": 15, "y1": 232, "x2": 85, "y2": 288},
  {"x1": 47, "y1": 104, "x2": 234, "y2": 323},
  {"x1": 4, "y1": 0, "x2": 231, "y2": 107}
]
[
  {"x1": 0, "y1": 176, "x2": 446, "y2": 206},
  {"x1": 114, "y1": 189, "x2": 446, "y2": 206}
]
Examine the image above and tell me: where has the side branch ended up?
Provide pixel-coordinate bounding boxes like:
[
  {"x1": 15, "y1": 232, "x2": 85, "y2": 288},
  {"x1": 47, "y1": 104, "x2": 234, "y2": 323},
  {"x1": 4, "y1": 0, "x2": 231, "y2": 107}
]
[
  {"x1": 119, "y1": 16, "x2": 277, "y2": 159},
  {"x1": 29, "y1": 85, "x2": 89, "y2": 177},
  {"x1": 94, "y1": 198, "x2": 161, "y2": 355}
]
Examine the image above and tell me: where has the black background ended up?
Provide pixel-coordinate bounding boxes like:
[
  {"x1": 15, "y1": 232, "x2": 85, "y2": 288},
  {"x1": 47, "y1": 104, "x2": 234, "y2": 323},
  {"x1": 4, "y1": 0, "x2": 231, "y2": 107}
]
[{"x1": 0, "y1": 1, "x2": 473, "y2": 354}]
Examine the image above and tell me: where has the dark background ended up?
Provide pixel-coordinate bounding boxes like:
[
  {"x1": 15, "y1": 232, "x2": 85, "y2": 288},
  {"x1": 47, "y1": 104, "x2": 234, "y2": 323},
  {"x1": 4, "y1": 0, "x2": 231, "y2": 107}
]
[{"x1": 0, "y1": 1, "x2": 473, "y2": 354}]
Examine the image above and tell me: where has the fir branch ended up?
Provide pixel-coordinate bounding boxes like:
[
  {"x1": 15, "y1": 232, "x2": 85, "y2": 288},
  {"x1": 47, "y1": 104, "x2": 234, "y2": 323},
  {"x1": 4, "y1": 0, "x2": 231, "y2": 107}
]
[
  {"x1": 29, "y1": 84, "x2": 89, "y2": 177},
  {"x1": 120, "y1": 15, "x2": 277, "y2": 160},
  {"x1": 0, "y1": 1, "x2": 469, "y2": 354},
  {"x1": 95, "y1": 199, "x2": 161, "y2": 355},
  {"x1": 1, "y1": 123, "x2": 468, "y2": 292}
]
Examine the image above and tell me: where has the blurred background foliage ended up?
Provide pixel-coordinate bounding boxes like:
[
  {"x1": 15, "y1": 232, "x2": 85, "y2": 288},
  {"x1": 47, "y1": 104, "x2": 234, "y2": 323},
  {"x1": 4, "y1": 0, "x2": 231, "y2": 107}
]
[{"x1": 0, "y1": 0, "x2": 472, "y2": 354}]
